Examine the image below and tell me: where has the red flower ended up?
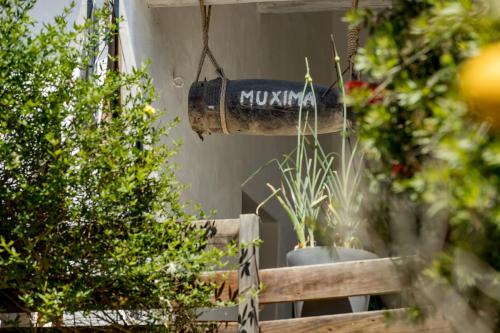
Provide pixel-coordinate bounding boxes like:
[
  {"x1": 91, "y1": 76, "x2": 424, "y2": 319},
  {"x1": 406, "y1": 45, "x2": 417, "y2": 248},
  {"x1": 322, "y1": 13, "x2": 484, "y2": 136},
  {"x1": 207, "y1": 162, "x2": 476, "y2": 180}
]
[
  {"x1": 391, "y1": 162, "x2": 415, "y2": 178},
  {"x1": 391, "y1": 162, "x2": 406, "y2": 178},
  {"x1": 345, "y1": 80, "x2": 369, "y2": 92},
  {"x1": 345, "y1": 80, "x2": 383, "y2": 104}
]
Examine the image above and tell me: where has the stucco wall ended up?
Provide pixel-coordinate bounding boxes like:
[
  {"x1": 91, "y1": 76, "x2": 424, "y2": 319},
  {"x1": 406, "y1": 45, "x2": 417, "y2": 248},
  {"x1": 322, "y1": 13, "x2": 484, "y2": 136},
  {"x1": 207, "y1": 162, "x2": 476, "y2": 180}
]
[
  {"x1": 124, "y1": 0, "x2": 341, "y2": 260},
  {"x1": 125, "y1": 4, "x2": 349, "y2": 318},
  {"x1": 130, "y1": 4, "x2": 333, "y2": 208},
  {"x1": 30, "y1": 0, "x2": 352, "y2": 319}
]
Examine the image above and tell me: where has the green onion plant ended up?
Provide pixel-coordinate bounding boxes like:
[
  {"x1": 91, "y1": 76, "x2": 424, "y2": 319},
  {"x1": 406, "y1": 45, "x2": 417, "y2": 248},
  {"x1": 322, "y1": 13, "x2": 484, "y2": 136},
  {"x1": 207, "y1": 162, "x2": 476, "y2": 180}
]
[
  {"x1": 244, "y1": 41, "x2": 364, "y2": 249},
  {"x1": 324, "y1": 35, "x2": 365, "y2": 248}
]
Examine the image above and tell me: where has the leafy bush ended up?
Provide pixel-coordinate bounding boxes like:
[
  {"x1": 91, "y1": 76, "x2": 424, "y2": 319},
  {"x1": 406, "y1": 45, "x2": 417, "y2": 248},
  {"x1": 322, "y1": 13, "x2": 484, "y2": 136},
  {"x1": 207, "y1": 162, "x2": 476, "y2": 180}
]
[
  {"x1": 348, "y1": 0, "x2": 500, "y2": 328},
  {"x1": 0, "y1": 1, "x2": 223, "y2": 330}
]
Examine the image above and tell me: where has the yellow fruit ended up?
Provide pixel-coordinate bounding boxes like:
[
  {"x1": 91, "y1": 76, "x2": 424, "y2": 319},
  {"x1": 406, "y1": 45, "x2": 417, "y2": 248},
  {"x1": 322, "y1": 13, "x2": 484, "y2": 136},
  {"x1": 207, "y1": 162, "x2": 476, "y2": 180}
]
[{"x1": 460, "y1": 43, "x2": 500, "y2": 131}]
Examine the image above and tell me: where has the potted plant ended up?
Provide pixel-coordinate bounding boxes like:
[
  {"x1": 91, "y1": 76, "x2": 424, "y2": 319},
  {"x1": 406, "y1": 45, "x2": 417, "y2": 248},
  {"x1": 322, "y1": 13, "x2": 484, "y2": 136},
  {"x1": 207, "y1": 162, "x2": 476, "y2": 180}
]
[{"x1": 245, "y1": 52, "x2": 376, "y2": 317}]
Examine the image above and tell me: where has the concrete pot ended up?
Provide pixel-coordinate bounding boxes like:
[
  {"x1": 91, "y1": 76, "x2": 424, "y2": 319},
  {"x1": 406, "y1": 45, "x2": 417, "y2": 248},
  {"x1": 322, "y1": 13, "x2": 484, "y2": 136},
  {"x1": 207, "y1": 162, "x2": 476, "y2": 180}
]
[{"x1": 286, "y1": 246, "x2": 378, "y2": 317}]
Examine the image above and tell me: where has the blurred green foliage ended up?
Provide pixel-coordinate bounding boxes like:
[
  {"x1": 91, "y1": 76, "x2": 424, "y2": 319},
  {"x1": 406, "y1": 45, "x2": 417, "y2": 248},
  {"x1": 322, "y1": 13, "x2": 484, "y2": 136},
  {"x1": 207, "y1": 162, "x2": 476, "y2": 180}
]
[
  {"x1": 347, "y1": 0, "x2": 500, "y2": 326},
  {"x1": 0, "y1": 1, "x2": 226, "y2": 330}
]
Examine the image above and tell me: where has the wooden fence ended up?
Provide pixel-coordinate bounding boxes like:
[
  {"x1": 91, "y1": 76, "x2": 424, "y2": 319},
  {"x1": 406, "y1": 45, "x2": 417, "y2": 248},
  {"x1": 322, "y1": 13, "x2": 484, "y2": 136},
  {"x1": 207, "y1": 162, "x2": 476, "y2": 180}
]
[
  {"x1": 199, "y1": 214, "x2": 452, "y2": 333},
  {"x1": 0, "y1": 214, "x2": 452, "y2": 332}
]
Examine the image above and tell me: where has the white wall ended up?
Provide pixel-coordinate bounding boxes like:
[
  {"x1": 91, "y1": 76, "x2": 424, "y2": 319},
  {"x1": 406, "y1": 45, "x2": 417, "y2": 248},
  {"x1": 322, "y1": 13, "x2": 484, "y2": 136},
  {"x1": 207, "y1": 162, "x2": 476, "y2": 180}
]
[
  {"x1": 30, "y1": 0, "x2": 353, "y2": 318},
  {"x1": 123, "y1": 0, "x2": 341, "y2": 263},
  {"x1": 122, "y1": 3, "x2": 345, "y2": 318},
  {"x1": 31, "y1": 0, "x2": 86, "y2": 30}
]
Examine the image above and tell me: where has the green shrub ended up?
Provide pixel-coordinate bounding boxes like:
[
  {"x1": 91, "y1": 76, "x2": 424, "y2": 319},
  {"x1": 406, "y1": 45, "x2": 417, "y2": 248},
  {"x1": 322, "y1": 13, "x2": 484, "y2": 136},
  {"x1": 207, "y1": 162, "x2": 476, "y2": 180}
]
[
  {"x1": 0, "y1": 1, "x2": 223, "y2": 330},
  {"x1": 348, "y1": 0, "x2": 500, "y2": 327}
]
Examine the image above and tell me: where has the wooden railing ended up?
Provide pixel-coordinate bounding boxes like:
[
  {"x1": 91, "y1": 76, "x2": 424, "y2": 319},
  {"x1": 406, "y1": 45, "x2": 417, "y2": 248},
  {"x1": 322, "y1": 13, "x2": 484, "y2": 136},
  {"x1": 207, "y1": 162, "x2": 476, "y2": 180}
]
[
  {"x1": 146, "y1": 0, "x2": 393, "y2": 13},
  {"x1": 0, "y1": 215, "x2": 452, "y2": 332},
  {"x1": 206, "y1": 257, "x2": 403, "y2": 304},
  {"x1": 200, "y1": 214, "x2": 452, "y2": 333}
]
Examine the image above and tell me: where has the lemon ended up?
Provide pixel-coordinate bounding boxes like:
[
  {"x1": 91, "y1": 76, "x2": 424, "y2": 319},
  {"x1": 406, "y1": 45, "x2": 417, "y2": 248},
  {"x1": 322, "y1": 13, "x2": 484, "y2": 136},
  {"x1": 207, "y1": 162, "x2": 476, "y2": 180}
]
[{"x1": 460, "y1": 43, "x2": 500, "y2": 131}]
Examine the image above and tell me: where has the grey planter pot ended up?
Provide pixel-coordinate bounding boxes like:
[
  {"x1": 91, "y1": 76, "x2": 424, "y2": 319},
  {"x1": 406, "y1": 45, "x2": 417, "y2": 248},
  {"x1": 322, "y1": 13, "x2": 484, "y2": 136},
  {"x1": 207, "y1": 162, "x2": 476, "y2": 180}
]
[{"x1": 286, "y1": 246, "x2": 378, "y2": 317}]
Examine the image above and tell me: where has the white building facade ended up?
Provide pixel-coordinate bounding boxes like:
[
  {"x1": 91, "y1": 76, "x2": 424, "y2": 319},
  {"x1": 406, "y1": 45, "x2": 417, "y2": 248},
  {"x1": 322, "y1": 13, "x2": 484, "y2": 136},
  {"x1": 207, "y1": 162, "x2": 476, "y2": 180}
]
[{"x1": 31, "y1": 0, "x2": 355, "y2": 318}]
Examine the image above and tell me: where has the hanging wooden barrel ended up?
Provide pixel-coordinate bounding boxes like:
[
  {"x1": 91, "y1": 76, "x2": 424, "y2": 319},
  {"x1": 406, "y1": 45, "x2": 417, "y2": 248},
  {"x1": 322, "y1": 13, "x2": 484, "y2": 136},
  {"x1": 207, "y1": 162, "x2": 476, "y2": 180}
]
[{"x1": 188, "y1": 78, "x2": 348, "y2": 137}]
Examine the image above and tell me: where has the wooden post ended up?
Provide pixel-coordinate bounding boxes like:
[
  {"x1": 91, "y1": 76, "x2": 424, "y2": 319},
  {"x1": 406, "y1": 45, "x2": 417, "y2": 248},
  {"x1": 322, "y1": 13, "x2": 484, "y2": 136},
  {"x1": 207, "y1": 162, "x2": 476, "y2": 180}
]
[{"x1": 238, "y1": 214, "x2": 260, "y2": 333}]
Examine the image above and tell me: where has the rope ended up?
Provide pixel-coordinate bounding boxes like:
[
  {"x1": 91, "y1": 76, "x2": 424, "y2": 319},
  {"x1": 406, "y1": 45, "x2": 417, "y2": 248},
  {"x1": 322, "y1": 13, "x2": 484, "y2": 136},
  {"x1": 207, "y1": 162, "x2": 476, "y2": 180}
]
[
  {"x1": 321, "y1": 0, "x2": 361, "y2": 98},
  {"x1": 219, "y1": 77, "x2": 229, "y2": 134},
  {"x1": 347, "y1": 0, "x2": 360, "y2": 80},
  {"x1": 194, "y1": 0, "x2": 229, "y2": 135},
  {"x1": 195, "y1": 0, "x2": 226, "y2": 82}
]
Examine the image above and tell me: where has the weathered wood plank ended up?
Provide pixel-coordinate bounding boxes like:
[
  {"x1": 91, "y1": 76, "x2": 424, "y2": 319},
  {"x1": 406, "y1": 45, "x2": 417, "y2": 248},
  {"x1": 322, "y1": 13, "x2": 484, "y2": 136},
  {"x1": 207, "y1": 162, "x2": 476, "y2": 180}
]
[
  {"x1": 1, "y1": 310, "x2": 163, "y2": 328},
  {"x1": 258, "y1": 0, "x2": 392, "y2": 13},
  {"x1": 202, "y1": 270, "x2": 239, "y2": 303},
  {"x1": 0, "y1": 313, "x2": 32, "y2": 328},
  {"x1": 260, "y1": 257, "x2": 402, "y2": 303},
  {"x1": 238, "y1": 214, "x2": 260, "y2": 333},
  {"x1": 0, "y1": 310, "x2": 451, "y2": 332},
  {"x1": 196, "y1": 306, "x2": 238, "y2": 322},
  {"x1": 193, "y1": 218, "x2": 240, "y2": 249},
  {"x1": 260, "y1": 309, "x2": 452, "y2": 333},
  {"x1": 204, "y1": 257, "x2": 403, "y2": 304},
  {"x1": 147, "y1": 0, "x2": 391, "y2": 10},
  {"x1": 0, "y1": 310, "x2": 239, "y2": 328},
  {"x1": 148, "y1": 0, "x2": 255, "y2": 6},
  {"x1": 214, "y1": 322, "x2": 238, "y2": 333}
]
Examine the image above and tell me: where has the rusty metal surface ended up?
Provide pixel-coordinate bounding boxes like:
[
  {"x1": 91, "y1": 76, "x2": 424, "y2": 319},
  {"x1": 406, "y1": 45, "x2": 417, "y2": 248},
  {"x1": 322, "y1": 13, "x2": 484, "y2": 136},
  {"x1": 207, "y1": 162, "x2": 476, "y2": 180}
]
[{"x1": 188, "y1": 78, "x2": 349, "y2": 137}]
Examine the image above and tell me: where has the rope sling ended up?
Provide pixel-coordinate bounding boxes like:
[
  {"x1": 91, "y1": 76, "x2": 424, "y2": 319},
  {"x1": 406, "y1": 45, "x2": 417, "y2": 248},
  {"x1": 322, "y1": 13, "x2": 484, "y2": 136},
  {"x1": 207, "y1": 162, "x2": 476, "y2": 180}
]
[
  {"x1": 195, "y1": 0, "x2": 226, "y2": 81},
  {"x1": 347, "y1": 0, "x2": 361, "y2": 80},
  {"x1": 195, "y1": 0, "x2": 230, "y2": 134},
  {"x1": 322, "y1": 0, "x2": 361, "y2": 98}
]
